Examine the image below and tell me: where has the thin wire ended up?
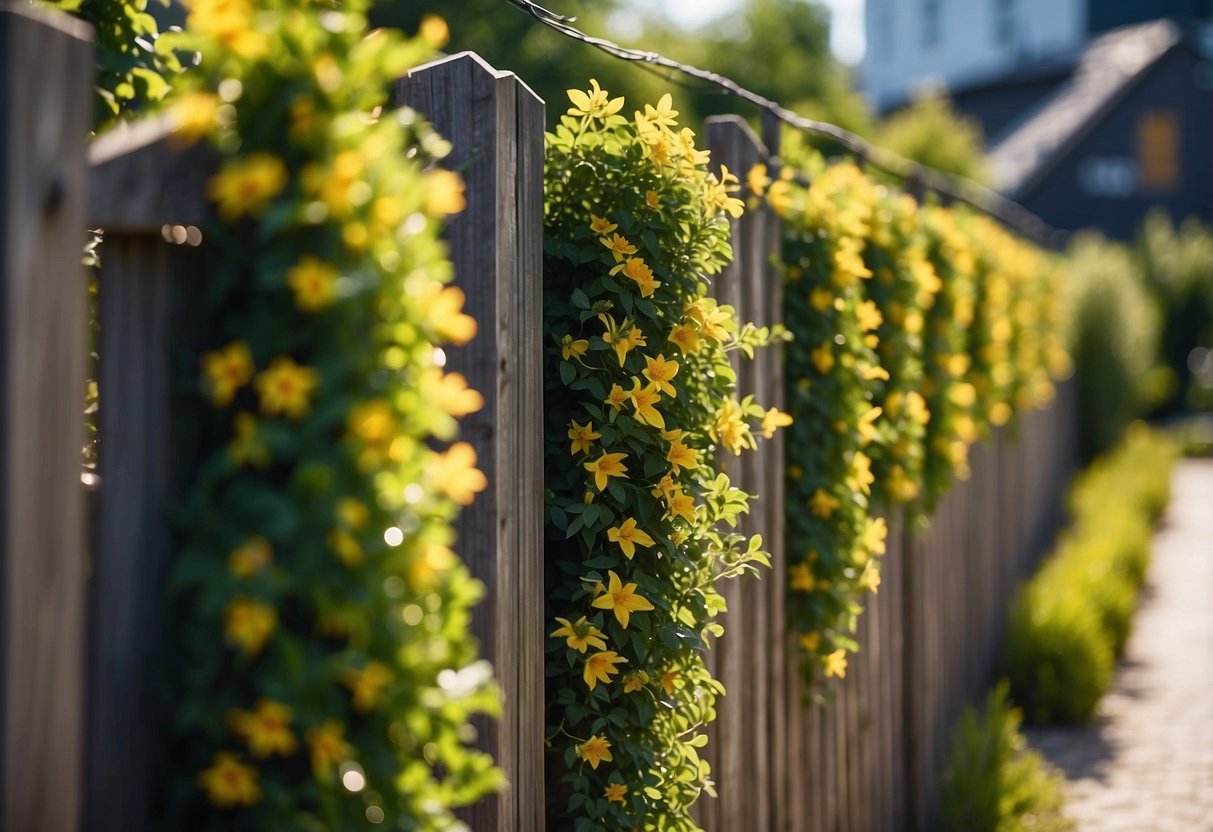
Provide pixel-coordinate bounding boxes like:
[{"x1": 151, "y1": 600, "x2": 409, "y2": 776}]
[{"x1": 503, "y1": 0, "x2": 1058, "y2": 245}]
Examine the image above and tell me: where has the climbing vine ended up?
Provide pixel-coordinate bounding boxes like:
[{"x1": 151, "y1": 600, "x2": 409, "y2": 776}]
[
  {"x1": 542, "y1": 82, "x2": 783, "y2": 829},
  {"x1": 161, "y1": 2, "x2": 498, "y2": 828},
  {"x1": 771, "y1": 150, "x2": 1069, "y2": 687}
]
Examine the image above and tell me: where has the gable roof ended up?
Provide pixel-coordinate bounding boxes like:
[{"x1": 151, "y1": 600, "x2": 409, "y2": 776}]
[{"x1": 987, "y1": 19, "x2": 1181, "y2": 198}]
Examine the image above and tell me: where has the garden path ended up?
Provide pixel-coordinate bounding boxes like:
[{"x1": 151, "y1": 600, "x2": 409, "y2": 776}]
[{"x1": 1025, "y1": 458, "x2": 1213, "y2": 831}]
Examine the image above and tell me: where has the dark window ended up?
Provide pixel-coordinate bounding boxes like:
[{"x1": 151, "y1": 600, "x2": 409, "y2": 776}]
[{"x1": 923, "y1": 0, "x2": 942, "y2": 47}]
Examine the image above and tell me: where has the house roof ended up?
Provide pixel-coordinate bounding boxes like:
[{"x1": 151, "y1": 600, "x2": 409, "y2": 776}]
[{"x1": 987, "y1": 19, "x2": 1181, "y2": 198}]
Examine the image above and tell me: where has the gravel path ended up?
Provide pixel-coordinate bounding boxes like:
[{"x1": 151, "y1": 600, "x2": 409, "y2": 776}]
[{"x1": 1025, "y1": 458, "x2": 1213, "y2": 832}]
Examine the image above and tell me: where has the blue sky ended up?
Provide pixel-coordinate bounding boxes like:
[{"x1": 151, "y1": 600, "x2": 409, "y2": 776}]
[{"x1": 637, "y1": 0, "x2": 866, "y2": 64}]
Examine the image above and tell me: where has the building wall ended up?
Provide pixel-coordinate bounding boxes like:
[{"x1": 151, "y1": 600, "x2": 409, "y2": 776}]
[
  {"x1": 1088, "y1": 0, "x2": 1213, "y2": 34},
  {"x1": 863, "y1": 0, "x2": 1086, "y2": 111},
  {"x1": 1019, "y1": 48, "x2": 1213, "y2": 238}
]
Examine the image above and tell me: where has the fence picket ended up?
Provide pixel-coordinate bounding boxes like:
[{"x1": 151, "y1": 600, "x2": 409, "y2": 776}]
[
  {"x1": 397, "y1": 53, "x2": 546, "y2": 832},
  {"x1": 0, "y1": 7, "x2": 92, "y2": 830}
]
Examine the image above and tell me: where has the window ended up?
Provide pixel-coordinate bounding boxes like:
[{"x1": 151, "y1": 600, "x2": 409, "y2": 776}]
[
  {"x1": 923, "y1": 0, "x2": 942, "y2": 47},
  {"x1": 1138, "y1": 110, "x2": 1180, "y2": 191},
  {"x1": 994, "y1": 0, "x2": 1016, "y2": 46}
]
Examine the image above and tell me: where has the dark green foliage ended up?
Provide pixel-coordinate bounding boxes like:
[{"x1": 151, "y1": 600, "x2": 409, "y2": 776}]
[
  {"x1": 1004, "y1": 427, "x2": 1179, "y2": 724},
  {"x1": 936, "y1": 683, "x2": 1074, "y2": 832}
]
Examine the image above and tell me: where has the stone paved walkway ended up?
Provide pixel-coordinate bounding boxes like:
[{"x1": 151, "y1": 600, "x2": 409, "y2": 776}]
[{"x1": 1025, "y1": 458, "x2": 1213, "y2": 832}]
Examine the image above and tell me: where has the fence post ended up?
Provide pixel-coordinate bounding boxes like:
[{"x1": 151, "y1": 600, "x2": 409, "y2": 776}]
[
  {"x1": 398, "y1": 53, "x2": 546, "y2": 832},
  {"x1": 705, "y1": 115, "x2": 785, "y2": 832},
  {"x1": 83, "y1": 119, "x2": 213, "y2": 832},
  {"x1": 0, "y1": 4, "x2": 93, "y2": 830}
]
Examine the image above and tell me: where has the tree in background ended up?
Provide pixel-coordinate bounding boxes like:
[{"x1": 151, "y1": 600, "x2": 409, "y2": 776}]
[{"x1": 874, "y1": 90, "x2": 988, "y2": 184}]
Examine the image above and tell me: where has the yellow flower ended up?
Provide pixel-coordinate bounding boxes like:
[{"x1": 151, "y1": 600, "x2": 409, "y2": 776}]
[
  {"x1": 342, "y1": 661, "x2": 393, "y2": 711},
  {"x1": 684, "y1": 297, "x2": 731, "y2": 341},
  {"x1": 170, "y1": 92, "x2": 219, "y2": 143},
  {"x1": 419, "y1": 283, "x2": 477, "y2": 345},
  {"x1": 306, "y1": 721, "x2": 352, "y2": 776},
  {"x1": 650, "y1": 473, "x2": 676, "y2": 503},
  {"x1": 347, "y1": 399, "x2": 406, "y2": 469},
  {"x1": 576, "y1": 734, "x2": 613, "y2": 769},
  {"x1": 550, "y1": 616, "x2": 608, "y2": 653},
  {"x1": 824, "y1": 648, "x2": 848, "y2": 679},
  {"x1": 600, "y1": 233, "x2": 638, "y2": 262},
  {"x1": 327, "y1": 529, "x2": 362, "y2": 567},
  {"x1": 639, "y1": 93, "x2": 679, "y2": 130},
  {"x1": 419, "y1": 13, "x2": 449, "y2": 46},
  {"x1": 255, "y1": 356, "x2": 318, "y2": 420},
  {"x1": 622, "y1": 670, "x2": 650, "y2": 692},
  {"x1": 228, "y1": 699, "x2": 297, "y2": 758},
  {"x1": 286, "y1": 255, "x2": 338, "y2": 311},
  {"x1": 300, "y1": 150, "x2": 363, "y2": 219},
  {"x1": 860, "y1": 563, "x2": 882, "y2": 593},
  {"x1": 591, "y1": 570, "x2": 655, "y2": 628},
  {"x1": 613, "y1": 257, "x2": 661, "y2": 298},
  {"x1": 419, "y1": 368, "x2": 483, "y2": 417},
  {"x1": 583, "y1": 650, "x2": 627, "y2": 689},
  {"x1": 811, "y1": 345, "x2": 835, "y2": 375},
  {"x1": 789, "y1": 562, "x2": 813, "y2": 591},
  {"x1": 185, "y1": 0, "x2": 268, "y2": 57},
  {"x1": 712, "y1": 398, "x2": 751, "y2": 455},
  {"x1": 604, "y1": 782, "x2": 629, "y2": 805},
  {"x1": 202, "y1": 340, "x2": 254, "y2": 407},
  {"x1": 645, "y1": 189, "x2": 662, "y2": 210},
  {"x1": 948, "y1": 382, "x2": 977, "y2": 408},
  {"x1": 850, "y1": 451, "x2": 875, "y2": 494},
  {"x1": 856, "y1": 300, "x2": 883, "y2": 332},
  {"x1": 746, "y1": 162, "x2": 771, "y2": 197},
  {"x1": 666, "y1": 439, "x2": 700, "y2": 475},
  {"x1": 590, "y1": 214, "x2": 617, "y2": 234},
  {"x1": 799, "y1": 631, "x2": 821, "y2": 652},
  {"x1": 659, "y1": 669, "x2": 680, "y2": 695},
  {"x1": 207, "y1": 153, "x2": 287, "y2": 222},
  {"x1": 424, "y1": 169, "x2": 465, "y2": 216},
  {"x1": 336, "y1": 500, "x2": 368, "y2": 532},
  {"x1": 810, "y1": 488, "x2": 840, "y2": 519},
  {"x1": 668, "y1": 324, "x2": 700, "y2": 356},
  {"x1": 561, "y1": 334, "x2": 589, "y2": 361},
  {"x1": 227, "y1": 411, "x2": 269, "y2": 468},
  {"x1": 198, "y1": 752, "x2": 261, "y2": 808},
  {"x1": 664, "y1": 486, "x2": 696, "y2": 525},
  {"x1": 426, "y1": 442, "x2": 487, "y2": 506},
  {"x1": 229, "y1": 537, "x2": 273, "y2": 578},
  {"x1": 810, "y1": 287, "x2": 834, "y2": 313},
  {"x1": 584, "y1": 452, "x2": 628, "y2": 492},
  {"x1": 705, "y1": 165, "x2": 745, "y2": 218},
  {"x1": 224, "y1": 598, "x2": 276, "y2": 656},
  {"x1": 628, "y1": 378, "x2": 665, "y2": 429},
  {"x1": 857, "y1": 406, "x2": 883, "y2": 445},
  {"x1": 864, "y1": 516, "x2": 888, "y2": 557},
  {"x1": 567, "y1": 79, "x2": 625, "y2": 119},
  {"x1": 642, "y1": 354, "x2": 679, "y2": 397},
  {"x1": 568, "y1": 420, "x2": 600, "y2": 455},
  {"x1": 760, "y1": 407, "x2": 792, "y2": 439},
  {"x1": 599, "y1": 314, "x2": 647, "y2": 366},
  {"x1": 607, "y1": 517, "x2": 656, "y2": 559},
  {"x1": 605, "y1": 383, "x2": 630, "y2": 411}
]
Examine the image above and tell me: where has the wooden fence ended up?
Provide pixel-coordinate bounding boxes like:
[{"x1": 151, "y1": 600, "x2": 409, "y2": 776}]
[{"x1": 0, "y1": 17, "x2": 1077, "y2": 831}]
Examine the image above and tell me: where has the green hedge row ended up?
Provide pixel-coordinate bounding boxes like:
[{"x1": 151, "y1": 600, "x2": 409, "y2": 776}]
[{"x1": 1003, "y1": 425, "x2": 1179, "y2": 724}]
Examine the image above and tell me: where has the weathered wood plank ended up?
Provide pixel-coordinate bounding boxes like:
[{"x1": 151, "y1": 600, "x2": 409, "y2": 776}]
[
  {"x1": 398, "y1": 52, "x2": 545, "y2": 832},
  {"x1": 87, "y1": 233, "x2": 205, "y2": 832},
  {"x1": 0, "y1": 6, "x2": 92, "y2": 830}
]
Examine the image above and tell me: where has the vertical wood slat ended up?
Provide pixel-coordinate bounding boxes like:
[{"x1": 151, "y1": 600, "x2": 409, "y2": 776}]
[
  {"x1": 398, "y1": 52, "x2": 545, "y2": 832},
  {"x1": 703, "y1": 115, "x2": 782, "y2": 832},
  {"x1": 84, "y1": 121, "x2": 213, "y2": 832},
  {"x1": 0, "y1": 6, "x2": 92, "y2": 830}
]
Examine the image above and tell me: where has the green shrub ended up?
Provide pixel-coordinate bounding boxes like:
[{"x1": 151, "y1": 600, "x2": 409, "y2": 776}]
[
  {"x1": 1004, "y1": 582, "x2": 1113, "y2": 724},
  {"x1": 1004, "y1": 427, "x2": 1179, "y2": 723},
  {"x1": 936, "y1": 682, "x2": 1074, "y2": 832},
  {"x1": 1066, "y1": 234, "x2": 1165, "y2": 459}
]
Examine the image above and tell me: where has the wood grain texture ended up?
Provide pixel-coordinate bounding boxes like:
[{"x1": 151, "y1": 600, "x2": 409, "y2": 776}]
[
  {"x1": 86, "y1": 233, "x2": 204, "y2": 832},
  {"x1": 0, "y1": 6, "x2": 92, "y2": 830},
  {"x1": 398, "y1": 53, "x2": 545, "y2": 832}
]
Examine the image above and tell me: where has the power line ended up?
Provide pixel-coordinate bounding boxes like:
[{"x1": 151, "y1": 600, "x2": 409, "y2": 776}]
[{"x1": 503, "y1": 0, "x2": 1060, "y2": 247}]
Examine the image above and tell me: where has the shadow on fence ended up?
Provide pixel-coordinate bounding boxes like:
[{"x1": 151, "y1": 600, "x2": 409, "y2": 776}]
[{"x1": 0, "y1": 16, "x2": 1075, "y2": 831}]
